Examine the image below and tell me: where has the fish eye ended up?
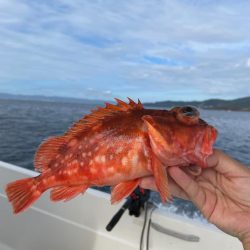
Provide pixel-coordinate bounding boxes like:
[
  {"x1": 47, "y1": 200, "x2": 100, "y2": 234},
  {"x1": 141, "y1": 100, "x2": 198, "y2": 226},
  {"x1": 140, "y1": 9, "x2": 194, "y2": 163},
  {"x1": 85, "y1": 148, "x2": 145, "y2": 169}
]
[{"x1": 181, "y1": 106, "x2": 199, "y2": 117}]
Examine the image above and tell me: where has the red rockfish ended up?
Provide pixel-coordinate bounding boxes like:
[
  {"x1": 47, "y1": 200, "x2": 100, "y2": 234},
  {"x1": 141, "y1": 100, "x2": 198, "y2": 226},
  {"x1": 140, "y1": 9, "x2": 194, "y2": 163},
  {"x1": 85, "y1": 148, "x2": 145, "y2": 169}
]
[{"x1": 6, "y1": 98, "x2": 217, "y2": 214}]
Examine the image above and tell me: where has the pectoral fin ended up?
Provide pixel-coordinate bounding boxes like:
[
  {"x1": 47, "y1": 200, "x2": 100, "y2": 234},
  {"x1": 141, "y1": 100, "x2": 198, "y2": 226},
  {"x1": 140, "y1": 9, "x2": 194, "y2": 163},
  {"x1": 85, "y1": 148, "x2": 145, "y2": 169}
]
[
  {"x1": 151, "y1": 155, "x2": 171, "y2": 203},
  {"x1": 111, "y1": 179, "x2": 140, "y2": 204},
  {"x1": 142, "y1": 115, "x2": 172, "y2": 163}
]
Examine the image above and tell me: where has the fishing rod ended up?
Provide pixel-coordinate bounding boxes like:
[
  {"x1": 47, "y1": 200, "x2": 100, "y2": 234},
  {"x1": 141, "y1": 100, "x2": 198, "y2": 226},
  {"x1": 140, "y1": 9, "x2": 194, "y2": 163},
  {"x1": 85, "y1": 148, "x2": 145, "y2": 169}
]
[{"x1": 106, "y1": 187, "x2": 150, "y2": 231}]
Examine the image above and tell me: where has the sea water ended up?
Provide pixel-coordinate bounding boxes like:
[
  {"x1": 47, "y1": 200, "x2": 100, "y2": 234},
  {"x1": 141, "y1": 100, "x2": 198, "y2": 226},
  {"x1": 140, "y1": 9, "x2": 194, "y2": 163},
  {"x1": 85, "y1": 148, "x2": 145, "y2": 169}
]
[{"x1": 0, "y1": 99, "x2": 249, "y2": 219}]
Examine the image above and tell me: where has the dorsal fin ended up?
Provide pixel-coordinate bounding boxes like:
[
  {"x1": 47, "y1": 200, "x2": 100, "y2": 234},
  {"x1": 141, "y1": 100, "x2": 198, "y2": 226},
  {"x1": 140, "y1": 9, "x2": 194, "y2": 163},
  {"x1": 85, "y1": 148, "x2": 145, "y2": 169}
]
[
  {"x1": 34, "y1": 98, "x2": 143, "y2": 173},
  {"x1": 64, "y1": 98, "x2": 143, "y2": 138},
  {"x1": 34, "y1": 136, "x2": 67, "y2": 172}
]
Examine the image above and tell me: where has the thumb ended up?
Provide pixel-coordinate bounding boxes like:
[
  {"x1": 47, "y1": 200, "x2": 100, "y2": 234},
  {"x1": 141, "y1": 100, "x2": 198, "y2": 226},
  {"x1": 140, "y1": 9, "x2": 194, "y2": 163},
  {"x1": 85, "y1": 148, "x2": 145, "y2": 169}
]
[{"x1": 206, "y1": 149, "x2": 249, "y2": 176}]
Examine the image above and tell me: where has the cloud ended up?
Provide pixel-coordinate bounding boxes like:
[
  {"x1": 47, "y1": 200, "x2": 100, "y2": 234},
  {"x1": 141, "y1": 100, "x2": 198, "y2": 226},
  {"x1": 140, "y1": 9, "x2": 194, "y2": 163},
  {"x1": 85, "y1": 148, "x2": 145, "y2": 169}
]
[
  {"x1": 0, "y1": 0, "x2": 250, "y2": 101},
  {"x1": 246, "y1": 58, "x2": 250, "y2": 68}
]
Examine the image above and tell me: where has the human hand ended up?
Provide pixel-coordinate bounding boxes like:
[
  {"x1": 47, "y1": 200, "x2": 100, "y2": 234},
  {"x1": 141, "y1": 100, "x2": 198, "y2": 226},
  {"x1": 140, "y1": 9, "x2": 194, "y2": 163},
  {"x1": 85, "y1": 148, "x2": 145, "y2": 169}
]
[{"x1": 140, "y1": 149, "x2": 250, "y2": 249}]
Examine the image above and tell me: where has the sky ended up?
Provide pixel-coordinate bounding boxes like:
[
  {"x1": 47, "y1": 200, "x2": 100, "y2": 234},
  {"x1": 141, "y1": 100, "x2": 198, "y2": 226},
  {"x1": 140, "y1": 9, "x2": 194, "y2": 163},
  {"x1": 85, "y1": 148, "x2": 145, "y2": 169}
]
[{"x1": 0, "y1": 0, "x2": 250, "y2": 102}]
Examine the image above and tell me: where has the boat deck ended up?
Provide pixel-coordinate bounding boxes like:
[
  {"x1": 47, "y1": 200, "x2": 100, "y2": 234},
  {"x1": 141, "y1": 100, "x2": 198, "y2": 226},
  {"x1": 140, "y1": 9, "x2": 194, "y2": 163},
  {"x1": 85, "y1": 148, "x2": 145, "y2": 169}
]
[{"x1": 0, "y1": 161, "x2": 243, "y2": 250}]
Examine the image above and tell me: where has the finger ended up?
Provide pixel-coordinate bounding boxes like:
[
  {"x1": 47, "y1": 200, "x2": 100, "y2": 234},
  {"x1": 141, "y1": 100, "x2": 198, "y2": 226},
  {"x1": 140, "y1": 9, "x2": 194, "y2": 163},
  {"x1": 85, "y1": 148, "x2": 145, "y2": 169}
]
[
  {"x1": 168, "y1": 167, "x2": 205, "y2": 207},
  {"x1": 180, "y1": 166, "x2": 215, "y2": 184},
  {"x1": 139, "y1": 176, "x2": 188, "y2": 200},
  {"x1": 185, "y1": 165, "x2": 202, "y2": 176},
  {"x1": 207, "y1": 149, "x2": 249, "y2": 176},
  {"x1": 139, "y1": 176, "x2": 157, "y2": 191}
]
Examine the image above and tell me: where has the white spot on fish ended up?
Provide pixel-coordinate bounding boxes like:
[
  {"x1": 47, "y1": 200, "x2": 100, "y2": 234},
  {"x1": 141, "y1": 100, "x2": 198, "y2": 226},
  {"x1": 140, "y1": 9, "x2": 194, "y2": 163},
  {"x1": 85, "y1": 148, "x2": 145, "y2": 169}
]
[
  {"x1": 121, "y1": 157, "x2": 128, "y2": 166},
  {"x1": 49, "y1": 175, "x2": 55, "y2": 181},
  {"x1": 90, "y1": 160, "x2": 93, "y2": 165},
  {"x1": 101, "y1": 155, "x2": 106, "y2": 163},
  {"x1": 90, "y1": 139, "x2": 95, "y2": 144},
  {"x1": 42, "y1": 179, "x2": 47, "y2": 185},
  {"x1": 88, "y1": 152, "x2": 92, "y2": 157},
  {"x1": 107, "y1": 167, "x2": 115, "y2": 173},
  {"x1": 143, "y1": 147, "x2": 149, "y2": 158},
  {"x1": 136, "y1": 137, "x2": 143, "y2": 143},
  {"x1": 115, "y1": 147, "x2": 123, "y2": 154},
  {"x1": 34, "y1": 190, "x2": 41, "y2": 196},
  {"x1": 64, "y1": 169, "x2": 72, "y2": 175},
  {"x1": 90, "y1": 168, "x2": 97, "y2": 174},
  {"x1": 78, "y1": 145, "x2": 82, "y2": 150},
  {"x1": 82, "y1": 152, "x2": 86, "y2": 158},
  {"x1": 131, "y1": 154, "x2": 139, "y2": 167},
  {"x1": 128, "y1": 150, "x2": 133, "y2": 157},
  {"x1": 95, "y1": 156, "x2": 101, "y2": 163},
  {"x1": 80, "y1": 162, "x2": 84, "y2": 167},
  {"x1": 109, "y1": 154, "x2": 114, "y2": 160},
  {"x1": 72, "y1": 159, "x2": 78, "y2": 166},
  {"x1": 69, "y1": 139, "x2": 78, "y2": 147}
]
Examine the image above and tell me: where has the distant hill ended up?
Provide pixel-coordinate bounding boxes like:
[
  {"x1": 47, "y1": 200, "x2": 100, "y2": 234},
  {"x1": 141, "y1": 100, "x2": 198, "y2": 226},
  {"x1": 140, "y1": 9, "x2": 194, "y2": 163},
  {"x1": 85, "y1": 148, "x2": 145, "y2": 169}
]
[
  {"x1": 1, "y1": 93, "x2": 249, "y2": 111},
  {"x1": 0, "y1": 93, "x2": 105, "y2": 105},
  {"x1": 145, "y1": 97, "x2": 250, "y2": 111}
]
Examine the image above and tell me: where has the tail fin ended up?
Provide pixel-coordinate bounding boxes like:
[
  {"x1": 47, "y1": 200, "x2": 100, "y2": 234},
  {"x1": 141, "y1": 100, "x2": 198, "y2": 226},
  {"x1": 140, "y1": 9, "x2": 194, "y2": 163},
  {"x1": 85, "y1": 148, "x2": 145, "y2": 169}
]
[{"x1": 5, "y1": 177, "x2": 42, "y2": 214}]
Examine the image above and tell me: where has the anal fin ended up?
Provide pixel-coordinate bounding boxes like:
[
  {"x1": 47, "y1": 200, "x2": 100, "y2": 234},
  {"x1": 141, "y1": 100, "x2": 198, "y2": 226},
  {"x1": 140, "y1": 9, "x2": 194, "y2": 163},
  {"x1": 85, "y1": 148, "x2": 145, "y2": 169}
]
[
  {"x1": 50, "y1": 185, "x2": 88, "y2": 202},
  {"x1": 151, "y1": 155, "x2": 171, "y2": 203},
  {"x1": 111, "y1": 179, "x2": 140, "y2": 204}
]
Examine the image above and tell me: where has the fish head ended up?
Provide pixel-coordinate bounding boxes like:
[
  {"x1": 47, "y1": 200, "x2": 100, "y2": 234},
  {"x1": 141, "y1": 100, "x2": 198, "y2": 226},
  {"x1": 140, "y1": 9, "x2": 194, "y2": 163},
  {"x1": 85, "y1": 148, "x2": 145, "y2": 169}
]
[{"x1": 142, "y1": 106, "x2": 217, "y2": 168}]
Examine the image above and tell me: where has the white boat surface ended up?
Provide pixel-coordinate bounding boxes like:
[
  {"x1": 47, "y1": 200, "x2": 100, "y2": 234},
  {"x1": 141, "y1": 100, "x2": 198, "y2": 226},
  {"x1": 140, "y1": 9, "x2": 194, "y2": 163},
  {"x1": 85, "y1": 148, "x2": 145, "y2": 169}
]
[{"x1": 0, "y1": 161, "x2": 243, "y2": 250}]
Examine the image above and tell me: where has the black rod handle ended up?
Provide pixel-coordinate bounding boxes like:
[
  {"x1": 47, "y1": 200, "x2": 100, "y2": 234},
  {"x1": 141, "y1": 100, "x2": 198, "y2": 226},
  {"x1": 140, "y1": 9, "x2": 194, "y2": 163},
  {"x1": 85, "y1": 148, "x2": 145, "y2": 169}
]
[
  {"x1": 106, "y1": 208, "x2": 126, "y2": 231},
  {"x1": 106, "y1": 199, "x2": 131, "y2": 232}
]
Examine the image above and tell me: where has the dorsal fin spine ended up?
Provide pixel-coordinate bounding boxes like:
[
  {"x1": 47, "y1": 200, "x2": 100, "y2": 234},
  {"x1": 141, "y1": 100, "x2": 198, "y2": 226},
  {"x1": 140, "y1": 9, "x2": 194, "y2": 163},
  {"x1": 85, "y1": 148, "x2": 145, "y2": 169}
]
[
  {"x1": 127, "y1": 97, "x2": 137, "y2": 107},
  {"x1": 64, "y1": 98, "x2": 143, "y2": 138},
  {"x1": 34, "y1": 98, "x2": 143, "y2": 173},
  {"x1": 138, "y1": 99, "x2": 143, "y2": 108}
]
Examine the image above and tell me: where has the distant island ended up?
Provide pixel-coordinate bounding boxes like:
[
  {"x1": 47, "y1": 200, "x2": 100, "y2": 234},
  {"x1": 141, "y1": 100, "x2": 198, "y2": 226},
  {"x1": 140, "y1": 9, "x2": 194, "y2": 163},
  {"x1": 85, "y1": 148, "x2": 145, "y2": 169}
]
[
  {"x1": 0, "y1": 93, "x2": 249, "y2": 111},
  {"x1": 145, "y1": 96, "x2": 250, "y2": 111},
  {"x1": 0, "y1": 93, "x2": 105, "y2": 105}
]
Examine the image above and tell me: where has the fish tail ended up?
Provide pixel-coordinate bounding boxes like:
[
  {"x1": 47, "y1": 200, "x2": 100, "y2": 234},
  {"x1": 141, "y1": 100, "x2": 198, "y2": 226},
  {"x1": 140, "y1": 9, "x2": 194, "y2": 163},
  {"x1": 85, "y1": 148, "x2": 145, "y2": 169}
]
[{"x1": 5, "y1": 177, "x2": 42, "y2": 214}]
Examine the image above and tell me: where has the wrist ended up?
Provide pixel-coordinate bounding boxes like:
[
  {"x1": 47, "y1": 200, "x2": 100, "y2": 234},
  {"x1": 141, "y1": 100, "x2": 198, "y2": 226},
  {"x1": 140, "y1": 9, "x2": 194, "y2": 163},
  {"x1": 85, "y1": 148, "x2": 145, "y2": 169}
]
[
  {"x1": 241, "y1": 233, "x2": 250, "y2": 250},
  {"x1": 243, "y1": 241, "x2": 250, "y2": 250}
]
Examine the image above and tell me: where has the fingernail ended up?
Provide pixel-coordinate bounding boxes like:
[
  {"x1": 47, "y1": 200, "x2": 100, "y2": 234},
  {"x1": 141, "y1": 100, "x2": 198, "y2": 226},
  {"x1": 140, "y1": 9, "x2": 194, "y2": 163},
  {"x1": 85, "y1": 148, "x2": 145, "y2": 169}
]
[
  {"x1": 188, "y1": 165, "x2": 199, "y2": 172},
  {"x1": 189, "y1": 165, "x2": 201, "y2": 173}
]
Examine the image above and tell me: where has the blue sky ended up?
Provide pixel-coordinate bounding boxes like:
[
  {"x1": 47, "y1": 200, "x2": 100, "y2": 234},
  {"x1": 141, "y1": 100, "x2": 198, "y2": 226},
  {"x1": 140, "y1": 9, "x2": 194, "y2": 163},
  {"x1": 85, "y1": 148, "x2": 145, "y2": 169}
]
[{"x1": 0, "y1": 0, "x2": 250, "y2": 102}]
